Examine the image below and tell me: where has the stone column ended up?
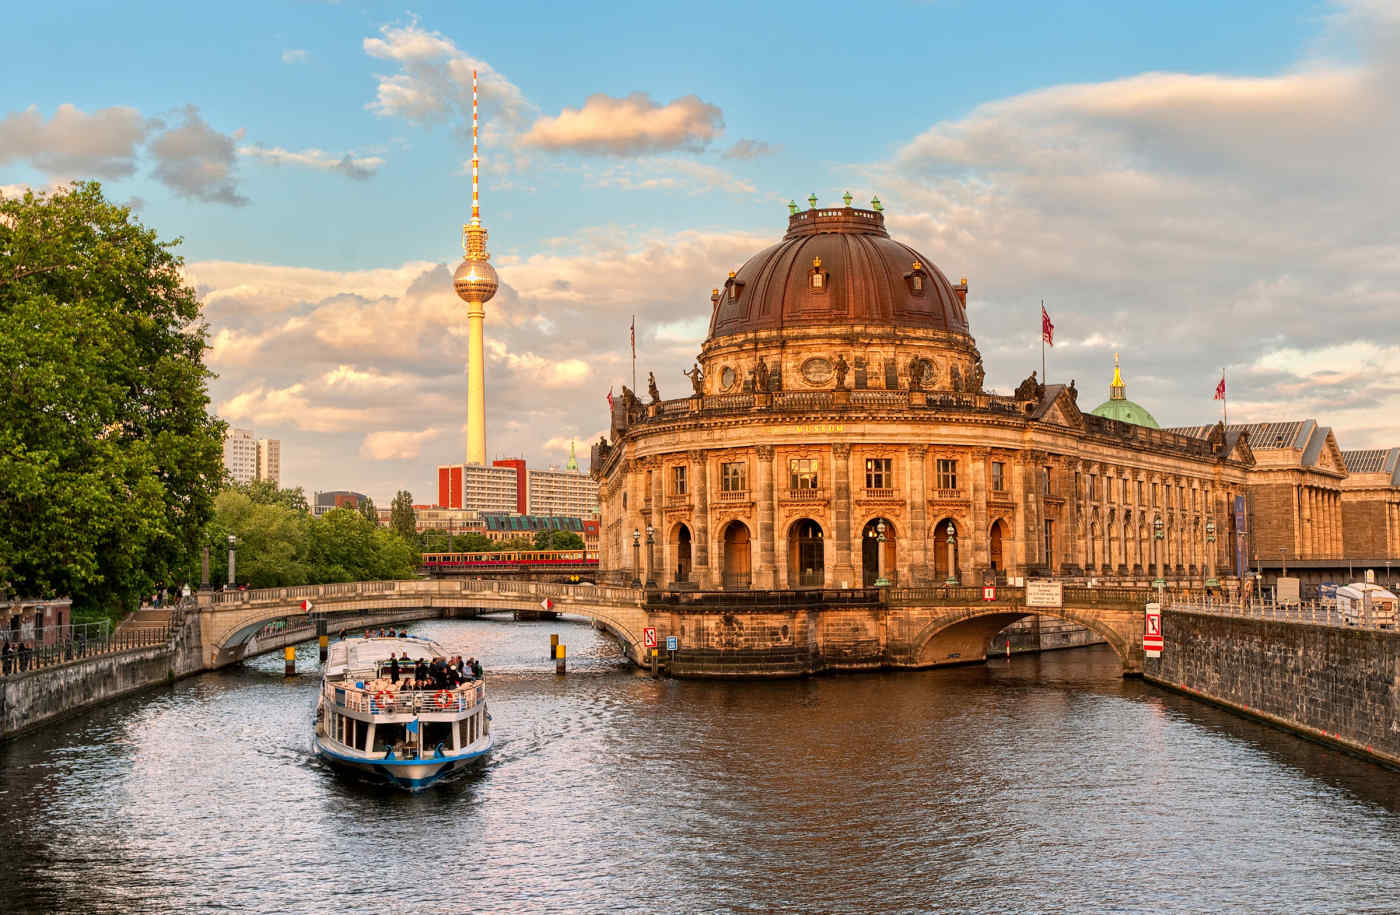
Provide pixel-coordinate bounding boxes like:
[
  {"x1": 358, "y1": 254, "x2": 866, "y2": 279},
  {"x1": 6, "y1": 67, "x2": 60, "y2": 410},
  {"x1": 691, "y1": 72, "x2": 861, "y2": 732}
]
[
  {"x1": 691, "y1": 449, "x2": 710, "y2": 587},
  {"x1": 907, "y1": 445, "x2": 930, "y2": 585},
  {"x1": 832, "y1": 443, "x2": 855, "y2": 588},
  {"x1": 756, "y1": 445, "x2": 777, "y2": 588},
  {"x1": 1021, "y1": 454, "x2": 1044, "y2": 572},
  {"x1": 968, "y1": 448, "x2": 988, "y2": 579}
]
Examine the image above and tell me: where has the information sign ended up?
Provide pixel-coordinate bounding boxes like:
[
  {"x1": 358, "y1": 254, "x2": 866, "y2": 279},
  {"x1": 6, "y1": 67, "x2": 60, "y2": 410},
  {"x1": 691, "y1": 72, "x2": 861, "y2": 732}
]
[
  {"x1": 982, "y1": 585, "x2": 996, "y2": 601},
  {"x1": 666, "y1": 636, "x2": 678, "y2": 651},
  {"x1": 1144, "y1": 602, "x2": 1163, "y2": 657},
  {"x1": 1025, "y1": 580, "x2": 1063, "y2": 608},
  {"x1": 643, "y1": 627, "x2": 657, "y2": 649}
]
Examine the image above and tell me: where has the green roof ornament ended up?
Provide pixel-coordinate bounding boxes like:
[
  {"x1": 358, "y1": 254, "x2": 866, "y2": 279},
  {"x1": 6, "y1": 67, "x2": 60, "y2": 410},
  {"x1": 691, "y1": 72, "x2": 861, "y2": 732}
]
[
  {"x1": 788, "y1": 199, "x2": 798, "y2": 215},
  {"x1": 842, "y1": 190, "x2": 853, "y2": 207},
  {"x1": 870, "y1": 195, "x2": 883, "y2": 212},
  {"x1": 808, "y1": 192, "x2": 818, "y2": 209}
]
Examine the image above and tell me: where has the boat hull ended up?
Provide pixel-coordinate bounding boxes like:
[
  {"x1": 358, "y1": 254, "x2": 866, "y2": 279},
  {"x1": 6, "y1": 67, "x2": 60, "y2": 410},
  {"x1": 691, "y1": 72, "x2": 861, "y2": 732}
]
[{"x1": 314, "y1": 736, "x2": 492, "y2": 791}]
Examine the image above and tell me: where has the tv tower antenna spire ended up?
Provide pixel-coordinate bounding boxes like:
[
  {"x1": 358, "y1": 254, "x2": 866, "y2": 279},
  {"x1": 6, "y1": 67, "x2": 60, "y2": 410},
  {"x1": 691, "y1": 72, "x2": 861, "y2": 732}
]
[{"x1": 453, "y1": 68, "x2": 498, "y2": 465}]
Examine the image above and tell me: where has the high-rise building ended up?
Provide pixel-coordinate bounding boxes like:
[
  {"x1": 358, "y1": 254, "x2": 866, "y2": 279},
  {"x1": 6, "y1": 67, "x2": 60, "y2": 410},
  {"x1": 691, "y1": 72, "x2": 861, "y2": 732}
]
[
  {"x1": 527, "y1": 467, "x2": 599, "y2": 518},
  {"x1": 436, "y1": 463, "x2": 519, "y2": 514},
  {"x1": 452, "y1": 68, "x2": 498, "y2": 467},
  {"x1": 257, "y1": 438, "x2": 281, "y2": 487},
  {"x1": 223, "y1": 428, "x2": 257, "y2": 484}
]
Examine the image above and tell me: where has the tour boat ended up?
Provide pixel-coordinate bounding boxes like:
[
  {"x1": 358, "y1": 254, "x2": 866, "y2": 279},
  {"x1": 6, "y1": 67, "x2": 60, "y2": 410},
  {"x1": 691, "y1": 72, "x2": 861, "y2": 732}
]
[{"x1": 313, "y1": 634, "x2": 491, "y2": 791}]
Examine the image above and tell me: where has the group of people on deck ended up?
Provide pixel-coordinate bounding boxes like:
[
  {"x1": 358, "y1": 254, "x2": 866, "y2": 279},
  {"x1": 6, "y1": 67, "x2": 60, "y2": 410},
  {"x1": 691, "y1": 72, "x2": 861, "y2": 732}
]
[{"x1": 383, "y1": 652, "x2": 482, "y2": 692}]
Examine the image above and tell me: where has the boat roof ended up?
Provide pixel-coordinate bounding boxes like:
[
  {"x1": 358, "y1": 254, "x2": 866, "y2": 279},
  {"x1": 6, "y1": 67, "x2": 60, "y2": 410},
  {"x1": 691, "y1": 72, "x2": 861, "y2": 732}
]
[
  {"x1": 1339, "y1": 583, "x2": 1399, "y2": 600},
  {"x1": 325, "y1": 635, "x2": 446, "y2": 678}
]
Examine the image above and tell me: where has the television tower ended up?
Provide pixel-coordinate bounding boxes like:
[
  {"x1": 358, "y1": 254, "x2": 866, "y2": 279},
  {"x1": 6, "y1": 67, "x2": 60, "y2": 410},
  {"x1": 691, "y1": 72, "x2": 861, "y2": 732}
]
[{"x1": 453, "y1": 69, "x2": 498, "y2": 466}]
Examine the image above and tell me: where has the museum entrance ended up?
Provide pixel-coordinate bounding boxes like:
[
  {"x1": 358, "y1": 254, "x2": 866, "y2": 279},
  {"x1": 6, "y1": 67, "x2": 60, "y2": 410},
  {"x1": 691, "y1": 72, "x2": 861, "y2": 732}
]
[
  {"x1": 722, "y1": 521, "x2": 751, "y2": 590},
  {"x1": 860, "y1": 518, "x2": 896, "y2": 586},
  {"x1": 789, "y1": 519, "x2": 825, "y2": 588}
]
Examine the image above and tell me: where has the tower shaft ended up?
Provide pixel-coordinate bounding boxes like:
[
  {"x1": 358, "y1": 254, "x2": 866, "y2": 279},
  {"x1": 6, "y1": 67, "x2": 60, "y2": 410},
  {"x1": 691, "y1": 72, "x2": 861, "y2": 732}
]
[
  {"x1": 467, "y1": 302, "x2": 486, "y2": 465},
  {"x1": 453, "y1": 67, "x2": 498, "y2": 466}
]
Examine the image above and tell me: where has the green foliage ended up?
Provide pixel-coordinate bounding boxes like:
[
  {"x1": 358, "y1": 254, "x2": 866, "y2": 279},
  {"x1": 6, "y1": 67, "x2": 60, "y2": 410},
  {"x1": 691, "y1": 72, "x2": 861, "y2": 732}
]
[
  {"x1": 202, "y1": 494, "x2": 417, "y2": 589},
  {"x1": 0, "y1": 182, "x2": 224, "y2": 617},
  {"x1": 389, "y1": 490, "x2": 417, "y2": 542},
  {"x1": 358, "y1": 496, "x2": 378, "y2": 524},
  {"x1": 235, "y1": 478, "x2": 309, "y2": 513},
  {"x1": 549, "y1": 530, "x2": 586, "y2": 550}
]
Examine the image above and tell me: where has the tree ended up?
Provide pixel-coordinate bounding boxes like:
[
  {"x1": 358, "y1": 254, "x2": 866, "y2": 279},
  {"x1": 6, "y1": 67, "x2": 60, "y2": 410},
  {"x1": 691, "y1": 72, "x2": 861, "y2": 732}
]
[
  {"x1": 358, "y1": 496, "x2": 378, "y2": 525},
  {"x1": 550, "y1": 530, "x2": 585, "y2": 550},
  {"x1": 389, "y1": 490, "x2": 417, "y2": 542},
  {"x1": 0, "y1": 183, "x2": 224, "y2": 616},
  {"x1": 235, "y1": 479, "x2": 309, "y2": 513}
]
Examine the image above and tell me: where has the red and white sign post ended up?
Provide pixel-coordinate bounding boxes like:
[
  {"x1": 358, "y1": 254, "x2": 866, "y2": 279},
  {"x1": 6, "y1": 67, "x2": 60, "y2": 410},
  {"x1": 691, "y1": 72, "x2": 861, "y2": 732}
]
[
  {"x1": 1144, "y1": 603, "x2": 1163, "y2": 657},
  {"x1": 643, "y1": 627, "x2": 657, "y2": 649},
  {"x1": 982, "y1": 584, "x2": 996, "y2": 601},
  {"x1": 540, "y1": 597, "x2": 554, "y2": 612}
]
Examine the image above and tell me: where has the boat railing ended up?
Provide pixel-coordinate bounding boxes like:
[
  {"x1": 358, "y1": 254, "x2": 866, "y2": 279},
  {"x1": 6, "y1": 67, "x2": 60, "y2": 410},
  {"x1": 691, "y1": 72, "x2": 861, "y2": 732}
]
[{"x1": 325, "y1": 679, "x2": 485, "y2": 715}]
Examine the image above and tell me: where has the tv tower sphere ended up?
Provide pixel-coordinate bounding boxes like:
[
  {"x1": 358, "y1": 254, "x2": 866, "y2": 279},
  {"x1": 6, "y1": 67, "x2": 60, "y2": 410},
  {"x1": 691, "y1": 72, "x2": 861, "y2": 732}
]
[{"x1": 453, "y1": 257, "x2": 498, "y2": 304}]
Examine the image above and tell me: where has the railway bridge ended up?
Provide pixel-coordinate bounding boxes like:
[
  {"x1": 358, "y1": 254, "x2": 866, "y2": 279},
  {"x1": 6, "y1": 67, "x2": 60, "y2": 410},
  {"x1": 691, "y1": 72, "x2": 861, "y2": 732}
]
[{"x1": 195, "y1": 577, "x2": 1154, "y2": 676}]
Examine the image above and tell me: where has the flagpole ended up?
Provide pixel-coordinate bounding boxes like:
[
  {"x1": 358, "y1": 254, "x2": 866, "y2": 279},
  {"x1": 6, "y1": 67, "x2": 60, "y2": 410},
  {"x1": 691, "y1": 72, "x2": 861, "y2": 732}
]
[
  {"x1": 1041, "y1": 300, "x2": 1047, "y2": 382},
  {"x1": 631, "y1": 314, "x2": 637, "y2": 395},
  {"x1": 1222, "y1": 368, "x2": 1228, "y2": 427}
]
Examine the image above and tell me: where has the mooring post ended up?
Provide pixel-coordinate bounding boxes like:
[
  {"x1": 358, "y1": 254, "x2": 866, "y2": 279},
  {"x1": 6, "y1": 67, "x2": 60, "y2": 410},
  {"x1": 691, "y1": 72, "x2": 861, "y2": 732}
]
[
  {"x1": 650, "y1": 648, "x2": 658, "y2": 678},
  {"x1": 317, "y1": 618, "x2": 328, "y2": 663},
  {"x1": 555, "y1": 644, "x2": 566, "y2": 675},
  {"x1": 550, "y1": 633, "x2": 559, "y2": 659},
  {"x1": 284, "y1": 645, "x2": 296, "y2": 677}
]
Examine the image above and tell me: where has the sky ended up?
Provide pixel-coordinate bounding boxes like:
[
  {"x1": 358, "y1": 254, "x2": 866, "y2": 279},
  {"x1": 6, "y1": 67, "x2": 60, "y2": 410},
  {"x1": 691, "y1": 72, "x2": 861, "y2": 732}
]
[{"x1": 4, "y1": 0, "x2": 1399, "y2": 504}]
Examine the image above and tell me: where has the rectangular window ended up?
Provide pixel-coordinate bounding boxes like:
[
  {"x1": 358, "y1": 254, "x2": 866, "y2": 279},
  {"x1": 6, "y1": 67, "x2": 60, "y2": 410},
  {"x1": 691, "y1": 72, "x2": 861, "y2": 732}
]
[
  {"x1": 936, "y1": 459, "x2": 958, "y2": 490},
  {"x1": 1152, "y1": 482, "x2": 1159, "y2": 505},
  {"x1": 789, "y1": 458, "x2": 819, "y2": 490},
  {"x1": 865, "y1": 457, "x2": 892, "y2": 489},
  {"x1": 1121, "y1": 478, "x2": 1129, "y2": 502},
  {"x1": 721, "y1": 461, "x2": 746, "y2": 492},
  {"x1": 1044, "y1": 519, "x2": 1055, "y2": 567},
  {"x1": 992, "y1": 462, "x2": 1006, "y2": 492},
  {"x1": 672, "y1": 465, "x2": 687, "y2": 496},
  {"x1": 1138, "y1": 480, "x2": 1145, "y2": 504},
  {"x1": 1042, "y1": 466, "x2": 1052, "y2": 496}
]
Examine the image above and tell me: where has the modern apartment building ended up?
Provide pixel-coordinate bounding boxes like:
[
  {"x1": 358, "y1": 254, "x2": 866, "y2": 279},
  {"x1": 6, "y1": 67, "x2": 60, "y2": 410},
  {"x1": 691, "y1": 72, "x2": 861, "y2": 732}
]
[
  {"x1": 223, "y1": 428, "x2": 257, "y2": 484},
  {"x1": 256, "y1": 438, "x2": 281, "y2": 487}
]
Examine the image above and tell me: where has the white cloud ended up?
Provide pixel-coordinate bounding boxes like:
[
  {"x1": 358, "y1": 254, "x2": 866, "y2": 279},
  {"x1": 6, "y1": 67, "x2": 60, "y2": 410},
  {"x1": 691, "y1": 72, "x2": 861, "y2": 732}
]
[
  {"x1": 522, "y1": 92, "x2": 723, "y2": 156},
  {"x1": 147, "y1": 105, "x2": 247, "y2": 205},
  {"x1": 363, "y1": 19, "x2": 532, "y2": 129},
  {"x1": 238, "y1": 144, "x2": 385, "y2": 180},
  {"x1": 282, "y1": 49, "x2": 308, "y2": 64},
  {"x1": 0, "y1": 104, "x2": 150, "y2": 178},
  {"x1": 589, "y1": 157, "x2": 756, "y2": 195},
  {"x1": 361, "y1": 427, "x2": 442, "y2": 460}
]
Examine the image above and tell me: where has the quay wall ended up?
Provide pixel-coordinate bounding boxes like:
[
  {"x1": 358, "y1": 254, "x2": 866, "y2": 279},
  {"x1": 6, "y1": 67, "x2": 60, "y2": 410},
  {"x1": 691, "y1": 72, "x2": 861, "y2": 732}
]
[{"x1": 1145, "y1": 609, "x2": 1400, "y2": 768}]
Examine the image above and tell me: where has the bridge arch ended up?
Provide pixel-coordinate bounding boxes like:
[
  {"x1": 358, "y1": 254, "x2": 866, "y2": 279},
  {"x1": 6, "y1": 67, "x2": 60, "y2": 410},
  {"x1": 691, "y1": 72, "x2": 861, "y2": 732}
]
[{"x1": 907, "y1": 604, "x2": 1140, "y2": 673}]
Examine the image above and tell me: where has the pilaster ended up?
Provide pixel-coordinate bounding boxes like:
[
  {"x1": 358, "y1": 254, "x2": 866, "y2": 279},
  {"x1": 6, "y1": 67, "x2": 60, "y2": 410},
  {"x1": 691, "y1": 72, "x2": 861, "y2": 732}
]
[
  {"x1": 832, "y1": 443, "x2": 855, "y2": 587},
  {"x1": 691, "y1": 449, "x2": 711, "y2": 586},
  {"x1": 907, "y1": 445, "x2": 930, "y2": 584},
  {"x1": 756, "y1": 445, "x2": 777, "y2": 588}
]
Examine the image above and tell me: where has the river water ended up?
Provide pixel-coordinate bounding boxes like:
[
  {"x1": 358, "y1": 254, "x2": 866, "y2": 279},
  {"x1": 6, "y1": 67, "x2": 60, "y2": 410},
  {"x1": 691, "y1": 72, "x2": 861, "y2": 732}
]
[{"x1": 4, "y1": 617, "x2": 1400, "y2": 913}]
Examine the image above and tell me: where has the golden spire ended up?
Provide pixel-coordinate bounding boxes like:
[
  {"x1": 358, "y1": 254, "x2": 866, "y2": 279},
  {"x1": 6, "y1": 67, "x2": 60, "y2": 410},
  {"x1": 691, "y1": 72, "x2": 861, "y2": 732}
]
[{"x1": 1110, "y1": 352, "x2": 1126, "y2": 401}]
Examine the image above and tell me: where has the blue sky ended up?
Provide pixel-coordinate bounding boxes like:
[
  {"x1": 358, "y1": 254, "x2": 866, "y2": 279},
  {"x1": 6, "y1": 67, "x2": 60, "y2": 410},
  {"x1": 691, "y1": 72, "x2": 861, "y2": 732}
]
[{"x1": 5, "y1": 1, "x2": 1398, "y2": 503}]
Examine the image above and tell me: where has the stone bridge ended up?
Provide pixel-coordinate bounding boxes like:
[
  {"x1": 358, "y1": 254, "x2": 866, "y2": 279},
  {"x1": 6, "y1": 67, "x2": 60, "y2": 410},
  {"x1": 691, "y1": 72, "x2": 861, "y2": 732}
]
[
  {"x1": 197, "y1": 578, "x2": 650, "y2": 669},
  {"x1": 196, "y1": 577, "x2": 1153, "y2": 676}
]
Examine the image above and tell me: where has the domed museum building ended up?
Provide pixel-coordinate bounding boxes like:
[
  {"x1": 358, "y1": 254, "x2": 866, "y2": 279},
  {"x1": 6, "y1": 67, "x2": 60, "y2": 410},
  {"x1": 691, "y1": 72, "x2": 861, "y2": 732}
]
[{"x1": 592, "y1": 198, "x2": 1254, "y2": 593}]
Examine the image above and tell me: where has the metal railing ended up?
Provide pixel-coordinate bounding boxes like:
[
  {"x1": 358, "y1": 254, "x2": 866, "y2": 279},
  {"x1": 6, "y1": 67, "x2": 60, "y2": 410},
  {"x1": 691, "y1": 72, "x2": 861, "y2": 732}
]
[
  {"x1": 1169, "y1": 597, "x2": 1399, "y2": 631},
  {"x1": 1, "y1": 624, "x2": 171, "y2": 675},
  {"x1": 326, "y1": 679, "x2": 485, "y2": 715}
]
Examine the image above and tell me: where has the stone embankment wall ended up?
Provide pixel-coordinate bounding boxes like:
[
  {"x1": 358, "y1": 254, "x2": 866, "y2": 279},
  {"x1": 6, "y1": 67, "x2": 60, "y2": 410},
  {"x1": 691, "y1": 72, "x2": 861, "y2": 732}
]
[
  {"x1": 1, "y1": 613, "x2": 204, "y2": 740},
  {"x1": 1146, "y1": 609, "x2": 1400, "y2": 768}
]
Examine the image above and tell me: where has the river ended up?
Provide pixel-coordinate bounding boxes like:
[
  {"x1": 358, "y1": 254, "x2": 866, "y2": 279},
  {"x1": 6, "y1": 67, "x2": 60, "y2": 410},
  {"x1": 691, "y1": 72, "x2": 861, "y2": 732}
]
[{"x1": 4, "y1": 616, "x2": 1400, "y2": 913}]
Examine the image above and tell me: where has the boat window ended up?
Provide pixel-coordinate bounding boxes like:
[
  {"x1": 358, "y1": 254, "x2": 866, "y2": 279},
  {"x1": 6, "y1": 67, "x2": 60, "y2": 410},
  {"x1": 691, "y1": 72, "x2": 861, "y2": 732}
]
[
  {"x1": 354, "y1": 719, "x2": 369, "y2": 751},
  {"x1": 459, "y1": 716, "x2": 470, "y2": 749},
  {"x1": 375, "y1": 723, "x2": 407, "y2": 753},
  {"x1": 423, "y1": 722, "x2": 454, "y2": 755}
]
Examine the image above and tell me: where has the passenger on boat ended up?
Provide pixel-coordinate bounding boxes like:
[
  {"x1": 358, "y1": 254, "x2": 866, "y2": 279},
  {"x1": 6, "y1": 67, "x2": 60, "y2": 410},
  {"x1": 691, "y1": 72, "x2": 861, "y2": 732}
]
[{"x1": 389, "y1": 655, "x2": 400, "y2": 683}]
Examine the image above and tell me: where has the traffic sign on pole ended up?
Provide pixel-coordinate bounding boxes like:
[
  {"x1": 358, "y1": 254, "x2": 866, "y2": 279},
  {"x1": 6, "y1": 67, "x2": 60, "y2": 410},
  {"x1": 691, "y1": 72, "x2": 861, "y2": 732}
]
[
  {"x1": 1144, "y1": 603, "x2": 1163, "y2": 657},
  {"x1": 301, "y1": 599, "x2": 314, "y2": 612},
  {"x1": 644, "y1": 627, "x2": 657, "y2": 649},
  {"x1": 666, "y1": 635, "x2": 678, "y2": 651},
  {"x1": 982, "y1": 585, "x2": 996, "y2": 601},
  {"x1": 540, "y1": 597, "x2": 554, "y2": 611}
]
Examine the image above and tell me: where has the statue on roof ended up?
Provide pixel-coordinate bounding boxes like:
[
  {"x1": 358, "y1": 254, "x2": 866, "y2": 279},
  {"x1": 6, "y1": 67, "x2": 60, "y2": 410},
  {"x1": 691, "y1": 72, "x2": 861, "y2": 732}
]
[
  {"x1": 1068, "y1": 379, "x2": 1078, "y2": 402},
  {"x1": 1015, "y1": 370, "x2": 1042, "y2": 402},
  {"x1": 754, "y1": 359, "x2": 770, "y2": 393},
  {"x1": 683, "y1": 362, "x2": 704, "y2": 396},
  {"x1": 647, "y1": 371, "x2": 661, "y2": 404},
  {"x1": 970, "y1": 353, "x2": 985, "y2": 393},
  {"x1": 833, "y1": 353, "x2": 850, "y2": 390}
]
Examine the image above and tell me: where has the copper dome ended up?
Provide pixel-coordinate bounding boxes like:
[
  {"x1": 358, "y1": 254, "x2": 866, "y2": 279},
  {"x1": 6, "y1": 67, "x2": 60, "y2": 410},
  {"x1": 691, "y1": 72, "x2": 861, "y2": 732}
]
[{"x1": 706, "y1": 206, "x2": 969, "y2": 340}]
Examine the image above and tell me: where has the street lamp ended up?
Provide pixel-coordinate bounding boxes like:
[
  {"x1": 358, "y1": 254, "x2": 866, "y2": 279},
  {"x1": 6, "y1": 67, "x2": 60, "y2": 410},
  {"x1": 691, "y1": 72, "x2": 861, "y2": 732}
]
[
  {"x1": 645, "y1": 524, "x2": 656, "y2": 588},
  {"x1": 874, "y1": 520, "x2": 891, "y2": 588},
  {"x1": 944, "y1": 521, "x2": 959, "y2": 586},
  {"x1": 1205, "y1": 519, "x2": 1219, "y2": 589},
  {"x1": 227, "y1": 534, "x2": 238, "y2": 590},
  {"x1": 632, "y1": 529, "x2": 641, "y2": 587},
  {"x1": 1280, "y1": 547, "x2": 1287, "y2": 578},
  {"x1": 1152, "y1": 514, "x2": 1164, "y2": 589}
]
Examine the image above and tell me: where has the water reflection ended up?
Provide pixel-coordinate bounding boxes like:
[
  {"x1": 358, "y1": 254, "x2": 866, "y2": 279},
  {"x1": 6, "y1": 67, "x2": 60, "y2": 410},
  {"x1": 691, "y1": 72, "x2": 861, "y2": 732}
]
[{"x1": 3, "y1": 622, "x2": 1400, "y2": 913}]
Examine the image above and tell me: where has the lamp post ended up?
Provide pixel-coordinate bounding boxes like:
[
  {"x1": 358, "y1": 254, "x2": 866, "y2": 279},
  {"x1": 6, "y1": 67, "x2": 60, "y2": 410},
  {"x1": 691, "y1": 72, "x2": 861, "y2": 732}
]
[
  {"x1": 874, "y1": 520, "x2": 891, "y2": 588},
  {"x1": 1205, "y1": 519, "x2": 1219, "y2": 589},
  {"x1": 1152, "y1": 514, "x2": 1164, "y2": 589},
  {"x1": 944, "y1": 521, "x2": 958, "y2": 586},
  {"x1": 227, "y1": 534, "x2": 238, "y2": 589},
  {"x1": 645, "y1": 524, "x2": 656, "y2": 589},
  {"x1": 1280, "y1": 547, "x2": 1287, "y2": 578},
  {"x1": 632, "y1": 529, "x2": 641, "y2": 587}
]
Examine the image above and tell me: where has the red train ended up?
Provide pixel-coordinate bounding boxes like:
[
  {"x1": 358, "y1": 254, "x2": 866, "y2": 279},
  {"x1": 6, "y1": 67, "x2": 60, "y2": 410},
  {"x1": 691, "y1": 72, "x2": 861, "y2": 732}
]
[{"x1": 420, "y1": 549, "x2": 599, "y2": 569}]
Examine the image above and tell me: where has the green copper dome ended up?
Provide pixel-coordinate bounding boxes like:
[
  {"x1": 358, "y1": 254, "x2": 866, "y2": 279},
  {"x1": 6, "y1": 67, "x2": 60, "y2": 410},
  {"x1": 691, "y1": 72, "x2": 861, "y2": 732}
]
[{"x1": 1089, "y1": 354, "x2": 1159, "y2": 429}]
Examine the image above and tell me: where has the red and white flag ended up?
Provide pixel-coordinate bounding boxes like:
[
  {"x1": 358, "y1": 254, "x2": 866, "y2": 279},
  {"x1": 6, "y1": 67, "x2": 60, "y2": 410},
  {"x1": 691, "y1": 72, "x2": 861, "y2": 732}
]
[
  {"x1": 1214, "y1": 374, "x2": 1226, "y2": 400},
  {"x1": 629, "y1": 316, "x2": 636, "y2": 358},
  {"x1": 1041, "y1": 303, "x2": 1054, "y2": 346},
  {"x1": 606, "y1": 386, "x2": 614, "y2": 409}
]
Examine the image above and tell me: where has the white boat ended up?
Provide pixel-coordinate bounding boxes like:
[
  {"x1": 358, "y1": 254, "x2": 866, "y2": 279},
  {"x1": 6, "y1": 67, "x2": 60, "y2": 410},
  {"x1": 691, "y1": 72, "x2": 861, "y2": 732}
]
[{"x1": 313, "y1": 634, "x2": 492, "y2": 790}]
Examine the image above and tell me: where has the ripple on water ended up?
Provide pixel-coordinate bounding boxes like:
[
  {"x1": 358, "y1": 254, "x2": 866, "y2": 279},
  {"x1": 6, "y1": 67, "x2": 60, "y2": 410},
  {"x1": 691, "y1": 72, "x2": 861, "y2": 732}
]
[{"x1": 3, "y1": 628, "x2": 1400, "y2": 913}]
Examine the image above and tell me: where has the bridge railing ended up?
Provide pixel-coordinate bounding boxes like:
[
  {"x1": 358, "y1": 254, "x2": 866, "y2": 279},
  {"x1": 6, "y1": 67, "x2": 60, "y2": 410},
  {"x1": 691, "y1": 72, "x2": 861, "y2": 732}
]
[
  {"x1": 1, "y1": 625, "x2": 171, "y2": 676},
  {"x1": 647, "y1": 588, "x2": 883, "y2": 611},
  {"x1": 325, "y1": 679, "x2": 485, "y2": 715},
  {"x1": 1170, "y1": 597, "x2": 1398, "y2": 631},
  {"x1": 208, "y1": 577, "x2": 647, "y2": 609}
]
